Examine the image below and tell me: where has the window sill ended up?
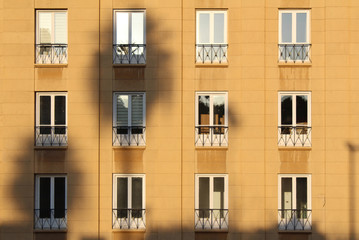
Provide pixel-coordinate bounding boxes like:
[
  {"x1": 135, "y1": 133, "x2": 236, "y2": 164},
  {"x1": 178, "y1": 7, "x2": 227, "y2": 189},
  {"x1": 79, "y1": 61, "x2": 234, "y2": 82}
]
[
  {"x1": 112, "y1": 229, "x2": 146, "y2": 233},
  {"x1": 278, "y1": 146, "x2": 311, "y2": 151},
  {"x1": 195, "y1": 229, "x2": 228, "y2": 233},
  {"x1": 35, "y1": 146, "x2": 68, "y2": 150},
  {"x1": 278, "y1": 62, "x2": 311, "y2": 67},
  {"x1": 35, "y1": 64, "x2": 68, "y2": 68},
  {"x1": 278, "y1": 230, "x2": 312, "y2": 234},
  {"x1": 195, "y1": 63, "x2": 228, "y2": 68},
  {"x1": 113, "y1": 64, "x2": 146, "y2": 68},
  {"x1": 34, "y1": 229, "x2": 67, "y2": 233},
  {"x1": 195, "y1": 146, "x2": 228, "y2": 150},
  {"x1": 113, "y1": 146, "x2": 146, "y2": 149}
]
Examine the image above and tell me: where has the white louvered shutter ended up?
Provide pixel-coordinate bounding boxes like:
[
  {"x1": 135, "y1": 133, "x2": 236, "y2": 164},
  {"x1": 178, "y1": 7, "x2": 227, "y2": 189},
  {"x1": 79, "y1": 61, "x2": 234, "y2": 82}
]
[
  {"x1": 54, "y1": 12, "x2": 67, "y2": 44},
  {"x1": 116, "y1": 95, "x2": 129, "y2": 126},
  {"x1": 131, "y1": 94, "x2": 143, "y2": 126}
]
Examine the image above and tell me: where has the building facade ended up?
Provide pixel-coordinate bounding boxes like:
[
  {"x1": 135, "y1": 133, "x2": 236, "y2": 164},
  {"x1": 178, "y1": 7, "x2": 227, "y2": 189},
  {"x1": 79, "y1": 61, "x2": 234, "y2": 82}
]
[{"x1": 0, "y1": 0, "x2": 359, "y2": 240}]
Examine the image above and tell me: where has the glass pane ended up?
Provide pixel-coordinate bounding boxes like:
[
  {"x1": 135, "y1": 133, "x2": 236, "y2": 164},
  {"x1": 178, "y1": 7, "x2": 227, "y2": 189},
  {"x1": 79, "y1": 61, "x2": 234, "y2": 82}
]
[
  {"x1": 213, "y1": 177, "x2": 224, "y2": 210},
  {"x1": 213, "y1": 13, "x2": 225, "y2": 43},
  {"x1": 198, "y1": 95, "x2": 210, "y2": 125},
  {"x1": 296, "y1": 95, "x2": 308, "y2": 125},
  {"x1": 282, "y1": 13, "x2": 292, "y2": 43},
  {"x1": 199, "y1": 13, "x2": 210, "y2": 43},
  {"x1": 54, "y1": 177, "x2": 66, "y2": 218},
  {"x1": 116, "y1": 12, "x2": 129, "y2": 44},
  {"x1": 296, "y1": 13, "x2": 307, "y2": 43},
  {"x1": 132, "y1": 178, "x2": 143, "y2": 218},
  {"x1": 199, "y1": 177, "x2": 210, "y2": 218},
  {"x1": 116, "y1": 95, "x2": 129, "y2": 126},
  {"x1": 39, "y1": 177, "x2": 51, "y2": 218},
  {"x1": 131, "y1": 94, "x2": 143, "y2": 126},
  {"x1": 213, "y1": 95, "x2": 225, "y2": 126},
  {"x1": 296, "y1": 178, "x2": 307, "y2": 210},
  {"x1": 281, "y1": 178, "x2": 292, "y2": 210},
  {"x1": 55, "y1": 96, "x2": 66, "y2": 125},
  {"x1": 117, "y1": 178, "x2": 128, "y2": 218},
  {"x1": 40, "y1": 96, "x2": 51, "y2": 125},
  {"x1": 39, "y1": 12, "x2": 52, "y2": 43},
  {"x1": 54, "y1": 12, "x2": 67, "y2": 44},
  {"x1": 281, "y1": 95, "x2": 292, "y2": 125},
  {"x1": 131, "y1": 12, "x2": 144, "y2": 44}
]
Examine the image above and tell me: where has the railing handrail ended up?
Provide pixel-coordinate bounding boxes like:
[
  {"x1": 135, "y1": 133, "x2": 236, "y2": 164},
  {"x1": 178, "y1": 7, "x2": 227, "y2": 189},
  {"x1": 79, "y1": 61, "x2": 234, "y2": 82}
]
[
  {"x1": 195, "y1": 126, "x2": 228, "y2": 147},
  {"x1": 35, "y1": 43, "x2": 68, "y2": 46},
  {"x1": 34, "y1": 208, "x2": 67, "y2": 230},
  {"x1": 278, "y1": 209, "x2": 312, "y2": 231},
  {"x1": 35, "y1": 126, "x2": 68, "y2": 147},
  {"x1": 112, "y1": 208, "x2": 146, "y2": 229},
  {"x1": 278, "y1": 43, "x2": 311, "y2": 63},
  {"x1": 35, "y1": 44, "x2": 68, "y2": 64},
  {"x1": 196, "y1": 44, "x2": 228, "y2": 64},
  {"x1": 113, "y1": 44, "x2": 146, "y2": 64},
  {"x1": 112, "y1": 126, "x2": 146, "y2": 146},
  {"x1": 278, "y1": 126, "x2": 312, "y2": 147},
  {"x1": 195, "y1": 209, "x2": 229, "y2": 230}
]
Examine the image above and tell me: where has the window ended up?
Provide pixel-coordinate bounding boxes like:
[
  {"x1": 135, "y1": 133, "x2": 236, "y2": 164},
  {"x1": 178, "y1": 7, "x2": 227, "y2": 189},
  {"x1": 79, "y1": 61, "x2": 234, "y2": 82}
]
[
  {"x1": 113, "y1": 92, "x2": 146, "y2": 146},
  {"x1": 35, "y1": 92, "x2": 67, "y2": 147},
  {"x1": 36, "y1": 10, "x2": 68, "y2": 64},
  {"x1": 278, "y1": 174, "x2": 312, "y2": 231},
  {"x1": 113, "y1": 174, "x2": 146, "y2": 229},
  {"x1": 34, "y1": 175, "x2": 67, "y2": 230},
  {"x1": 113, "y1": 10, "x2": 146, "y2": 64},
  {"x1": 278, "y1": 92, "x2": 311, "y2": 147},
  {"x1": 195, "y1": 174, "x2": 228, "y2": 230},
  {"x1": 195, "y1": 92, "x2": 228, "y2": 146},
  {"x1": 196, "y1": 10, "x2": 227, "y2": 63},
  {"x1": 278, "y1": 10, "x2": 310, "y2": 63}
]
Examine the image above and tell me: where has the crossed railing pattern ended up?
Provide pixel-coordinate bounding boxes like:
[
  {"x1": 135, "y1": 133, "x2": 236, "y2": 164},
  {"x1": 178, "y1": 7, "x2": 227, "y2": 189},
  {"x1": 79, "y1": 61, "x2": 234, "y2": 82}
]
[
  {"x1": 195, "y1": 209, "x2": 228, "y2": 230},
  {"x1": 196, "y1": 44, "x2": 228, "y2": 63},
  {"x1": 278, "y1": 209, "x2": 312, "y2": 231},
  {"x1": 34, "y1": 209, "x2": 67, "y2": 230},
  {"x1": 278, "y1": 44, "x2": 311, "y2": 63},
  {"x1": 113, "y1": 126, "x2": 146, "y2": 146},
  {"x1": 195, "y1": 126, "x2": 228, "y2": 147},
  {"x1": 35, "y1": 126, "x2": 68, "y2": 147},
  {"x1": 35, "y1": 44, "x2": 68, "y2": 64},
  {"x1": 113, "y1": 44, "x2": 146, "y2": 64},
  {"x1": 278, "y1": 126, "x2": 311, "y2": 147},
  {"x1": 112, "y1": 209, "x2": 146, "y2": 229}
]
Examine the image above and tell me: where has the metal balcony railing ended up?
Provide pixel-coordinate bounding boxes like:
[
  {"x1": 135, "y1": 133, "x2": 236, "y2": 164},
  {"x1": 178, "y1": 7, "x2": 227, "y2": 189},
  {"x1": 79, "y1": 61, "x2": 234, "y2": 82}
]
[
  {"x1": 196, "y1": 44, "x2": 228, "y2": 63},
  {"x1": 35, "y1": 44, "x2": 68, "y2": 64},
  {"x1": 195, "y1": 126, "x2": 228, "y2": 147},
  {"x1": 35, "y1": 126, "x2": 68, "y2": 147},
  {"x1": 278, "y1": 126, "x2": 311, "y2": 147},
  {"x1": 34, "y1": 209, "x2": 67, "y2": 230},
  {"x1": 195, "y1": 209, "x2": 228, "y2": 230},
  {"x1": 278, "y1": 44, "x2": 311, "y2": 63},
  {"x1": 113, "y1": 126, "x2": 146, "y2": 146},
  {"x1": 278, "y1": 209, "x2": 312, "y2": 231},
  {"x1": 112, "y1": 209, "x2": 146, "y2": 229},
  {"x1": 113, "y1": 44, "x2": 146, "y2": 64}
]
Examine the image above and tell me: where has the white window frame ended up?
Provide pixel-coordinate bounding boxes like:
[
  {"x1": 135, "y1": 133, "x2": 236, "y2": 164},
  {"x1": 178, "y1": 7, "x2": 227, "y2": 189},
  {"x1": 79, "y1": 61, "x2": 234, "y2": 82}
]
[
  {"x1": 278, "y1": 92, "x2": 311, "y2": 147},
  {"x1": 35, "y1": 10, "x2": 68, "y2": 64},
  {"x1": 112, "y1": 174, "x2": 146, "y2": 229},
  {"x1": 112, "y1": 92, "x2": 146, "y2": 146},
  {"x1": 196, "y1": 10, "x2": 227, "y2": 45},
  {"x1": 278, "y1": 9, "x2": 310, "y2": 45},
  {"x1": 278, "y1": 174, "x2": 312, "y2": 231},
  {"x1": 113, "y1": 10, "x2": 146, "y2": 64},
  {"x1": 195, "y1": 92, "x2": 228, "y2": 147},
  {"x1": 195, "y1": 174, "x2": 228, "y2": 230},
  {"x1": 35, "y1": 92, "x2": 68, "y2": 146},
  {"x1": 36, "y1": 10, "x2": 68, "y2": 45},
  {"x1": 35, "y1": 175, "x2": 67, "y2": 230}
]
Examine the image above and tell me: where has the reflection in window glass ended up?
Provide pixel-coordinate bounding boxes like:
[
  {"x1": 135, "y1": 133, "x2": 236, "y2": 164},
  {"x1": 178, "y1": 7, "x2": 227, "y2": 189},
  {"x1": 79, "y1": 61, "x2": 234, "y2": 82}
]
[
  {"x1": 198, "y1": 96, "x2": 210, "y2": 125},
  {"x1": 213, "y1": 13, "x2": 225, "y2": 43},
  {"x1": 281, "y1": 95, "x2": 292, "y2": 125},
  {"x1": 282, "y1": 13, "x2": 292, "y2": 43},
  {"x1": 296, "y1": 13, "x2": 307, "y2": 43},
  {"x1": 199, "y1": 13, "x2": 210, "y2": 43},
  {"x1": 213, "y1": 95, "x2": 225, "y2": 125},
  {"x1": 296, "y1": 95, "x2": 308, "y2": 125}
]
